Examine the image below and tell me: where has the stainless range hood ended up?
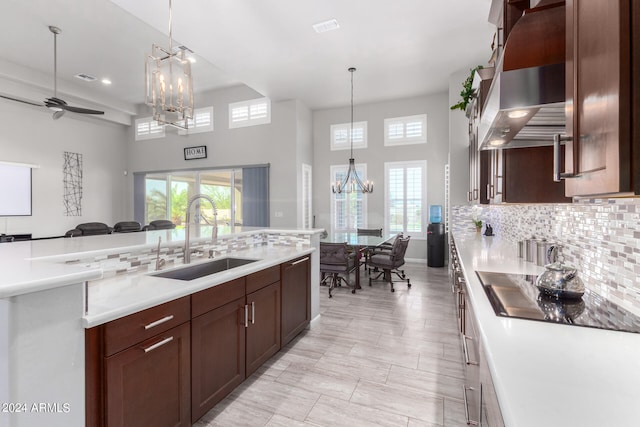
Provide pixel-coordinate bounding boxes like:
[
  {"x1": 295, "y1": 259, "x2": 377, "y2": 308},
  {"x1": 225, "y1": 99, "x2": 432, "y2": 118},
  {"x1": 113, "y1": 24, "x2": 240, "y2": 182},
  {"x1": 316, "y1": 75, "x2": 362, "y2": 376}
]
[
  {"x1": 477, "y1": 2, "x2": 566, "y2": 150},
  {"x1": 477, "y1": 62, "x2": 565, "y2": 149}
]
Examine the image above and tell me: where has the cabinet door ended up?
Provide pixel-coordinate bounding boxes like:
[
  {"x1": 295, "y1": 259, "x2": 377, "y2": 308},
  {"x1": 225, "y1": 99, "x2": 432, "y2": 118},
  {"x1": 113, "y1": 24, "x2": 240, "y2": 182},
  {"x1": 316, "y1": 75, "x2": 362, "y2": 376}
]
[
  {"x1": 191, "y1": 297, "x2": 246, "y2": 423},
  {"x1": 246, "y1": 281, "x2": 281, "y2": 376},
  {"x1": 281, "y1": 256, "x2": 311, "y2": 347},
  {"x1": 105, "y1": 322, "x2": 190, "y2": 427},
  {"x1": 564, "y1": 0, "x2": 633, "y2": 196}
]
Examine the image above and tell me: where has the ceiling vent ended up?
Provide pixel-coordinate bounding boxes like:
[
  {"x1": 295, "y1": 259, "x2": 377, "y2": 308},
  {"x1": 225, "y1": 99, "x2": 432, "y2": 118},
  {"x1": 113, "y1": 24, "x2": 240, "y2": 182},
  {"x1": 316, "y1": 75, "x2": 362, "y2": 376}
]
[
  {"x1": 313, "y1": 19, "x2": 340, "y2": 33},
  {"x1": 74, "y1": 73, "x2": 97, "y2": 82}
]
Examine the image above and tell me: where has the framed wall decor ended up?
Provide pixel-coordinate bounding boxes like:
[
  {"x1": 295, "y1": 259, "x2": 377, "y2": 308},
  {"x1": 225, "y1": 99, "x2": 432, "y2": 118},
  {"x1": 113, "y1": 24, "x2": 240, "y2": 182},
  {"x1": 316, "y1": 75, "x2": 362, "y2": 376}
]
[{"x1": 184, "y1": 145, "x2": 207, "y2": 160}]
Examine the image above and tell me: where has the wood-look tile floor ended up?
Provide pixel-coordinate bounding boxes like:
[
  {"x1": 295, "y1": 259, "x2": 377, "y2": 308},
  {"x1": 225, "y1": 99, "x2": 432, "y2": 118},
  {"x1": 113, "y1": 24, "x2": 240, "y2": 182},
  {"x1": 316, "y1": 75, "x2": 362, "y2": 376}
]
[{"x1": 194, "y1": 263, "x2": 467, "y2": 427}]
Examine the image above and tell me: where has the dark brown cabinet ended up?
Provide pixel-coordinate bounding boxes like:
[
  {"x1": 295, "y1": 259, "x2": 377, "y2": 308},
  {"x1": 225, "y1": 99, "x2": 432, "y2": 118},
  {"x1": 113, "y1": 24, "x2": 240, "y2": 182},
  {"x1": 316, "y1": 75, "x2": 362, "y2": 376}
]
[
  {"x1": 190, "y1": 266, "x2": 281, "y2": 422},
  {"x1": 280, "y1": 256, "x2": 311, "y2": 347},
  {"x1": 88, "y1": 258, "x2": 309, "y2": 426},
  {"x1": 86, "y1": 296, "x2": 191, "y2": 427},
  {"x1": 246, "y1": 281, "x2": 281, "y2": 376},
  {"x1": 562, "y1": 0, "x2": 638, "y2": 197},
  {"x1": 106, "y1": 322, "x2": 191, "y2": 427},
  {"x1": 191, "y1": 277, "x2": 246, "y2": 423}
]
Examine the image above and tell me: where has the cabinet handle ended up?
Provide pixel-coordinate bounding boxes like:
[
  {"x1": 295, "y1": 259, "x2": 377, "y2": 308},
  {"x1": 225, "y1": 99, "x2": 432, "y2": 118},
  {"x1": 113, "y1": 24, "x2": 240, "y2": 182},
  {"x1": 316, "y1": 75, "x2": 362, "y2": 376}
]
[
  {"x1": 462, "y1": 335, "x2": 479, "y2": 366},
  {"x1": 473, "y1": 189, "x2": 478, "y2": 200},
  {"x1": 142, "y1": 336, "x2": 173, "y2": 353},
  {"x1": 467, "y1": 191, "x2": 472, "y2": 202},
  {"x1": 251, "y1": 301, "x2": 255, "y2": 325},
  {"x1": 290, "y1": 257, "x2": 310, "y2": 266},
  {"x1": 553, "y1": 134, "x2": 579, "y2": 182},
  {"x1": 489, "y1": 184, "x2": 495, "y2": 198},
  {"x1": 144, "y1": 315, "x2": 174, "y2": 330},
  {"x1": 462, "y1": 386, "x2": 480, "y2": 426},
  {"x1": 244, "y1": 304, "x2": 249, "y2": 328}
]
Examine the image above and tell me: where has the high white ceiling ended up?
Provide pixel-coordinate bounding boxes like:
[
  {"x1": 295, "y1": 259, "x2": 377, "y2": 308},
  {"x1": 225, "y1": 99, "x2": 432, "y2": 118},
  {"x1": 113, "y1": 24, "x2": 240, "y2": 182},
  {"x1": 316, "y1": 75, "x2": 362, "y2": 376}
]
[{"x1": 0, "y1": 0, "x2": 494, "y2": 120}]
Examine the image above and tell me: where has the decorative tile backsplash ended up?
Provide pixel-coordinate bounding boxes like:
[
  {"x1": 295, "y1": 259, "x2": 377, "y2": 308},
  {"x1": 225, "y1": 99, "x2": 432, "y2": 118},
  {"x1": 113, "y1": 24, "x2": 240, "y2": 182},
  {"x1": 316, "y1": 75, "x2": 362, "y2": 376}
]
[
  {"x1": 452, "y1": 198, "x2": 640, "y2": 316},
  {"x1": 67, "y1": 231, "x2": 311, "y2": 279}
]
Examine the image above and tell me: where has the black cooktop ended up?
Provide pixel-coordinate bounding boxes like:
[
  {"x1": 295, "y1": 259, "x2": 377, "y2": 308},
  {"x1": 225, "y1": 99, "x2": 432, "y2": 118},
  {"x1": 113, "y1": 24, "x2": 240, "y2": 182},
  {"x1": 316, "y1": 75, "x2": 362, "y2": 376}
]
[{"x1": 476, "y1": 271, "x2": 640, "y2": 334}]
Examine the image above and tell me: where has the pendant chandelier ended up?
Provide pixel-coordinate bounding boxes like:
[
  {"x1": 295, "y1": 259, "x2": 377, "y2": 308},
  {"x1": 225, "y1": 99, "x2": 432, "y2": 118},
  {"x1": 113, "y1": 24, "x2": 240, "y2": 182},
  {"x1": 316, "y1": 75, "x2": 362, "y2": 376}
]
[
  {"x1": 332, "y1": 67, "x2": 373, "y2": 194},
  {"x1": 145, "y1": 0, "x2": 194, "y2": 129}
]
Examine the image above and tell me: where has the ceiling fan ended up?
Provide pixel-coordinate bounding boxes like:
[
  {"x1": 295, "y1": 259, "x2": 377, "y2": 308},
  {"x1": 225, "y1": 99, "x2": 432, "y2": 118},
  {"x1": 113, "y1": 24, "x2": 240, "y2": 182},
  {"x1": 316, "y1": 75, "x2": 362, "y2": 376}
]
[{"x1": 0, "y1": 25, "x2": 104, "y2": 120}]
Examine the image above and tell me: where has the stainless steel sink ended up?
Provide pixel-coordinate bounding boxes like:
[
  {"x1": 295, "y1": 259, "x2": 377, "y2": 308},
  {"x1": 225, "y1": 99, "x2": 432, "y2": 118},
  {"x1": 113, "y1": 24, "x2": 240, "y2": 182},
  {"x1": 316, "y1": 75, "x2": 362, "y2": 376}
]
[{"x1": 153, "y1": 257, "x2": 259, "y2": 281}]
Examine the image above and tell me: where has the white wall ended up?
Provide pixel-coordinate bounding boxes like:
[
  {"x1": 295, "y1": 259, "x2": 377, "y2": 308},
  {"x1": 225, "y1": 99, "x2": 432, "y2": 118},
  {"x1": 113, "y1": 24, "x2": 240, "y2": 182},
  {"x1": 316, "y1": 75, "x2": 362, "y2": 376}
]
[
  {"x1": 312, "y1": 93, "x2": 450, "y2": 261},
  {"x1": 125, "y1": 84, "x2": 309, "y2": 228},
  {"x1": 0, "y1": 100, "x2": 128, "y2": 238}
]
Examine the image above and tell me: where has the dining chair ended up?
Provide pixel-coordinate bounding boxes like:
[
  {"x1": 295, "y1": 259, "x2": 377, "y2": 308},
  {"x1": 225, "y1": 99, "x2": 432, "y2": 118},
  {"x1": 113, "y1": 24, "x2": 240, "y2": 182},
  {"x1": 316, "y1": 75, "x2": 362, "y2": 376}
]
[
  {"x1": 368, "y1": 235, "x2": 411, "y2": 292},
  {"x1": 73, "y1": 222, "x2": 113, "y2": 236},
  {"x1": 319, "y1": 242, "x2": 357, "y2": 298},
  {"x1": 143, "y1": 220, "x2": 176, "y2": 230},
  {"x1": 357, "y1": 228, "x2": 383, "y2": 272},
  {"x1": 113, "y1": 221, "x2": 142, "y2": 233}
]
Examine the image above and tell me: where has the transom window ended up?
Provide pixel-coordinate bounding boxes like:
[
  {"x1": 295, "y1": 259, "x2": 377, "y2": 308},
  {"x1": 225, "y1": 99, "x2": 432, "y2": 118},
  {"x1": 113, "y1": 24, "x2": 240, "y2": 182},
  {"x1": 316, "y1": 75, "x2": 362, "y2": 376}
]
[
  {"x1": 229, "y1": 98, "x2": 271, "y2": 128},
  {"x1": 178, "y1": 106, "x2": 214, "y2": 135},
  {"x1": 330, "y1": 121, "x2": 368, "y2": 151},
  {"x1": 135, "y1": 117, "x2": 165, "y2": 141},
  {"x1": 384, "y1": 114, "x2": 427, "y2": 146}
]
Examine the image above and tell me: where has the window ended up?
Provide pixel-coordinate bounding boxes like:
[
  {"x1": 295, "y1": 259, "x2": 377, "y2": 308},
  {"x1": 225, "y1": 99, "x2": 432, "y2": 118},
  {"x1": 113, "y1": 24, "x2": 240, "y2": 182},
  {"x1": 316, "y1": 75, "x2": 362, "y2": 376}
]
[
  {"x1": 178, "y1": 106, "x2": 214, "y2": 135},
  {"x1": 330, "y1": 163, "x2": 368, "y2": 232},
  {"x1": 143, "y1": 169, "x2": 242, "y2": 228},
  {"x1": 385, "y1": 160, "x2": 427, "y2": 236},
  {"x1": 135, "y1": 117, "x2": 165, "y2": 141},
  {"x1": 228, "y1": 97, "x2": 271, "y2": 128},
  {"x1": 384, "y1": 114, "x2": 427, "y2": 146},
  {"x1": 330, "y1": 121, "x2": 368, "y2": 150}
]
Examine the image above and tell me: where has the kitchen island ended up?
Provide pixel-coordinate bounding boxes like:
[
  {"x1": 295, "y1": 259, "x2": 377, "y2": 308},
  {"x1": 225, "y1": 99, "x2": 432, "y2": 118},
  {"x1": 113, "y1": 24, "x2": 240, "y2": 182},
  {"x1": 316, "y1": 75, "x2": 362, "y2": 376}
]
[
  {"x1": 0, "y1": 227, "x2": 322, "y2": 427},
  {"x1": 452, "y1": 231, "x2": 640, "y2": 427}
]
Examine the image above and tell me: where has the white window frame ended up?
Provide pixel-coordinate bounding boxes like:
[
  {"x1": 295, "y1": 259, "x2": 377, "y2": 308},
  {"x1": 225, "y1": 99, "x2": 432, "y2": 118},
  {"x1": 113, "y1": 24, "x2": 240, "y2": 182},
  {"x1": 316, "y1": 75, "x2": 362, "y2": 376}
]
[
  {"x1": 135, "y1": 117, "x2": 165, "y2": 141},
  {"x1": 178, "y1": 106, "x2": 214, "y2": 135},
  {"x1": 301, "y1": 163, "x2": 312, "y2": 229},
  {"x1": 384, "y1": 160, "x2": 427, "y2": 238},
  {"x1": 330, "y1": 163, "x2": 368, "y2": 233},
  {"x1": 330, "y1": 121, "x2": 368, "y2": 151},
  {"x1": 228, "y1": 97, "x2": 271, "y2": 129},
  {"x1": 384, "y1": 114, "x2": 427, "y2": 146}
]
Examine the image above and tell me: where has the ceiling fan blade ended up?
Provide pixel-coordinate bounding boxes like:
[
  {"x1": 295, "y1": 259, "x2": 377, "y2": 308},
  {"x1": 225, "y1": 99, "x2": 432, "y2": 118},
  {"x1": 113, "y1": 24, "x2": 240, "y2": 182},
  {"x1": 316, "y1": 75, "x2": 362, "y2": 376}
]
[
  {"x1": 45, "y1": 97, "x2": 104, "y2": 115},
  {"x1": 0, "y1": 94, "x2": 45, "y2": 107},
  {"x1": 62, "y1": 105, "x2": 105, "y2": 115}
]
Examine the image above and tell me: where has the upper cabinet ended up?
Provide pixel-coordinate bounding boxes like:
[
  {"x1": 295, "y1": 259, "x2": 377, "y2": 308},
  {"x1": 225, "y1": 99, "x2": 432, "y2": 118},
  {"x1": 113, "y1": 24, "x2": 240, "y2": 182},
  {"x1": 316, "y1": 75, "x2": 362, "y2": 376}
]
[{"x1": 561, "y1": 0, "x2": 639, "y2": 197}]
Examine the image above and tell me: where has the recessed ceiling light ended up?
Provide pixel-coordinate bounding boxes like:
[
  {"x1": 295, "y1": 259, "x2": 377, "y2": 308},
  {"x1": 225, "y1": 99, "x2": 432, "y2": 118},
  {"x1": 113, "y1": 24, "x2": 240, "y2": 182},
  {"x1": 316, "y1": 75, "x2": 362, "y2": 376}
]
[
  {"x1": 507, "y1": 110, "x2": 529, "y2": 119},
  {"x1": 75, "y1": 73, "x2": 97, "y2": 82},
  {"x1": 101, "y1": 78, "x2": 112, "y2": 85},
  {"x1": 489, "y1": 138, "x2": 506, "y2": 147},
  {"x1": 313, "y1": 19, "x2": 340, "y2": 33}
]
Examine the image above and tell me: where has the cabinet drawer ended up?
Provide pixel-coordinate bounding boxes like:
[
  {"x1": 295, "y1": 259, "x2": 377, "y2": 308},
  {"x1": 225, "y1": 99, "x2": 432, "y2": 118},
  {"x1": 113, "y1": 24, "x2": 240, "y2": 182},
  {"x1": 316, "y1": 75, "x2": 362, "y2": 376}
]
[
  {"x1": 246, "y1": 265, "x2": 280, "y2": 294},
  {"x1": 192, "y1": 277, "x2": 246, "y2": 318},
  {"x1": 104, "y1": 296, "x2": 191, "y2": 356}
]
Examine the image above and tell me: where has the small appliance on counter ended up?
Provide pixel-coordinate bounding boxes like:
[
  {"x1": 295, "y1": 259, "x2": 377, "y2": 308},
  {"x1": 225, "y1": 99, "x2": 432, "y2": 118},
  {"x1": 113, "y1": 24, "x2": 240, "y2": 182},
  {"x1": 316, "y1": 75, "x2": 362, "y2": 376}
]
[{"x1": 483, "y1": 223, "x2": 494, "y2": 236}]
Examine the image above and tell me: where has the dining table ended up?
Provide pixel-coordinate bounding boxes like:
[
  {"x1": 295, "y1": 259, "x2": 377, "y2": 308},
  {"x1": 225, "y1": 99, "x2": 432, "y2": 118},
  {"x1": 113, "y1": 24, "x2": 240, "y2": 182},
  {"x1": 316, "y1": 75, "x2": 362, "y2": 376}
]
[{"x1": 320, "y1": 231, "x2": 397, "y2": 289}]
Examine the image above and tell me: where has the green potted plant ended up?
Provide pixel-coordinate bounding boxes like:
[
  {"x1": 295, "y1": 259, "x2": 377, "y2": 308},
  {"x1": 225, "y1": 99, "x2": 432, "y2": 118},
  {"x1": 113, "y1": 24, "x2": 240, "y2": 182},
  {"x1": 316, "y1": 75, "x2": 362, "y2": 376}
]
[
  {"x1": 450, "y1": 65, "x2": 484, "y2": 116},
  {"x1": 471, "y1": 205, "x2": 483, "y2": 232}
]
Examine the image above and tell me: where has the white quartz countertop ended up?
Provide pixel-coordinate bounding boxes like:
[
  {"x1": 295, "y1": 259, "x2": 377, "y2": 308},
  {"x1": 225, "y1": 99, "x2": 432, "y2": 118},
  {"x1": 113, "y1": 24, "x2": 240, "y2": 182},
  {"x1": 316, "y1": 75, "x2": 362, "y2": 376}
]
[
  {"x1": 0, "y1": 226, "x2": 321, "y2": 300},
  {"x1": 85, "y1": 245, "x2": 313, "y2": 327},
  {"x1": 453, "y1": 231, "x2": 640, "y2": 427}
]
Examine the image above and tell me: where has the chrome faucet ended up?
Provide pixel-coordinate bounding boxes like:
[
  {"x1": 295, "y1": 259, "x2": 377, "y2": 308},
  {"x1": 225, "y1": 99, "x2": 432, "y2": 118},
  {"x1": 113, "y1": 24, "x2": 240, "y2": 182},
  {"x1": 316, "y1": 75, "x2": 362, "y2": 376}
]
[{"x1": 184, "y1": 194, "x2": 218, "y2": 264}]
